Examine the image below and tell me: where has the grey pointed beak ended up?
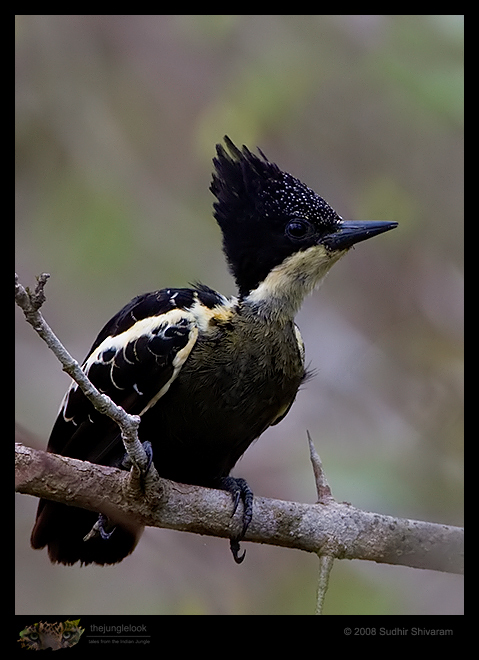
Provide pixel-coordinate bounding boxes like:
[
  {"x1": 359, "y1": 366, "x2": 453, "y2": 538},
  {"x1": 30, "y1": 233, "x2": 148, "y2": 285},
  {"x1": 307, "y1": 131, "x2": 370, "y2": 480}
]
[{"x1": 322, "y1": 221, "x2": 398, "y2": 251}]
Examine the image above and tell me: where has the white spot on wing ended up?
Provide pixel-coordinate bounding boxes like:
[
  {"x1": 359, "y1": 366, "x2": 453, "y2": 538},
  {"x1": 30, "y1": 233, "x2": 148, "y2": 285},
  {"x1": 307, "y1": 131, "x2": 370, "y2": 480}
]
[{"x1": 139, "y1": 326, "x2": 198, "y2": 414}]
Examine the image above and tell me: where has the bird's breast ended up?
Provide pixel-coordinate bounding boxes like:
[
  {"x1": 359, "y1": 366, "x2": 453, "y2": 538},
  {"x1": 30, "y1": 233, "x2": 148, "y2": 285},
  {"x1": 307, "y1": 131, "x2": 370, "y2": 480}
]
[{"x1": 140, "y1": 312, "x2": 306, "y2": 483}]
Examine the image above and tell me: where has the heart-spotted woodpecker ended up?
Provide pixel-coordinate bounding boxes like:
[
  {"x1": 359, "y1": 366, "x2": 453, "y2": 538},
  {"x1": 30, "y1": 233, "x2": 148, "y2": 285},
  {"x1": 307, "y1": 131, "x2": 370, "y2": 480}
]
[{"x1": 31, "y1": 137, "x2": 397, "y2": 565}]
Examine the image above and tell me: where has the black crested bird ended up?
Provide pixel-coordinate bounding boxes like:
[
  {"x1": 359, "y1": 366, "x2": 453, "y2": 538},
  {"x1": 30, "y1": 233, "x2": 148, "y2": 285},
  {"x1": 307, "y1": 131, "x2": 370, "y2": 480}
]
[{"x1": 31, "y1": 137, "x2": 397, "y2": 565}]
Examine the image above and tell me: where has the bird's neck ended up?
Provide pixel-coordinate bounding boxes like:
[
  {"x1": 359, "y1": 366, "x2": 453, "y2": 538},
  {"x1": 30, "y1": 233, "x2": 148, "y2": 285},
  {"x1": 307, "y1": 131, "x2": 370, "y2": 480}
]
[{"x1": 240, "y1": 244, "x2": 344, "y2": 324}]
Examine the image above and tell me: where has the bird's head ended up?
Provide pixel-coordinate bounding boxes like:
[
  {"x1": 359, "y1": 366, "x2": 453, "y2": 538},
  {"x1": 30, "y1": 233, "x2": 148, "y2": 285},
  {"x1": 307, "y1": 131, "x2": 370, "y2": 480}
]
[{"x1": 211, "y1": 137, "x2": 397, "y2": 317}]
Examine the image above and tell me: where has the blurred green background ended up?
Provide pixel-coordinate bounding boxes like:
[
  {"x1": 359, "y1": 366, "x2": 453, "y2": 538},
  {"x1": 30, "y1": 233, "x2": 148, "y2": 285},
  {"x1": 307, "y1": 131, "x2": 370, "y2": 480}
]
[{"x1": 15, "y1": 15, "x2": 463, "y2": 615}]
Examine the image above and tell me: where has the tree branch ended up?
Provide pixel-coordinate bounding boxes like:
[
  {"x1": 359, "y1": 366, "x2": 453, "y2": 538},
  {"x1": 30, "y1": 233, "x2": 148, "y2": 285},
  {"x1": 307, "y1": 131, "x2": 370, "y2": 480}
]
[{"x1": 15, "y1": 443, "x2": 463, "y2": 574}]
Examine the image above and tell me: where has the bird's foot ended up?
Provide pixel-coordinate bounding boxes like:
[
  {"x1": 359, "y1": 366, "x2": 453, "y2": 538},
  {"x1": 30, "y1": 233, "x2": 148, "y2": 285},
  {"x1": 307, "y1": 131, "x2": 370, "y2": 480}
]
[
  {"x1": 83, "y1": 513, "x2": 116, "y2": 543},
  {"x1": 217, "y1": 476, "x2": 254, "y2": 564},
  {"x1": 120, "y1": 440, "x2": 153, "y2": 475}
]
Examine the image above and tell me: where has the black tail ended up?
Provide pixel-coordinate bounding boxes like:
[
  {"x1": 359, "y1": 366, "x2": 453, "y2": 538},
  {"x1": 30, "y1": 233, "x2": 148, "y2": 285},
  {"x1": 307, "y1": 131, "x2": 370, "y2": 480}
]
[{"x1": 31, "y1": 499, "x2": 142, "y2": 566}]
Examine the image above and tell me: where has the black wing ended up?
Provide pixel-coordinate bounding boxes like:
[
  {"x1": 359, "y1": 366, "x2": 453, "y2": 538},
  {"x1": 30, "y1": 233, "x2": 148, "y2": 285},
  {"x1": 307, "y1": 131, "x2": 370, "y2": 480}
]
[{"x1": 47, "y1": 288, "x2": 200, "y2": 463}]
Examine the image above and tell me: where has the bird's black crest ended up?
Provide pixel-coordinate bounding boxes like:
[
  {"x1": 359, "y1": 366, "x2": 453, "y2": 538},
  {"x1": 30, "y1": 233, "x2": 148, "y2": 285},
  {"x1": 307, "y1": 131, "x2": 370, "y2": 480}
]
[{"x1": 211, "y1": 136, "x2": 340, "y2": 230}]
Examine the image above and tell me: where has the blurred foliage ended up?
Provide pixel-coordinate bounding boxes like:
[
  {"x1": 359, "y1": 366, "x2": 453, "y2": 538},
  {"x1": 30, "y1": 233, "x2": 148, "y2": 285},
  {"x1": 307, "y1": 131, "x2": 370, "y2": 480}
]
[{"x1": 16, "y1": 15, "x2": 463, "y2": 616}]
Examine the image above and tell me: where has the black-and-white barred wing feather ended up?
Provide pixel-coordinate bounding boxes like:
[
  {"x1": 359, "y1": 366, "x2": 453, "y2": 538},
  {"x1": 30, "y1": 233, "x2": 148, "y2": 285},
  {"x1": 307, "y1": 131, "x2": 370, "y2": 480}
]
[{"x1": 47, "y1": 289, "x2": 199, "y2": 458}]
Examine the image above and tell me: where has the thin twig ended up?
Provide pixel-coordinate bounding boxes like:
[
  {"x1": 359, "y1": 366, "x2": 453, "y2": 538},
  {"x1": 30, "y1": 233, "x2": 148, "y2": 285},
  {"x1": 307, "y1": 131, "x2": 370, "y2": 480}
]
[
  {"x1": 307, "y1": 431, "x2": 334, "y2": 504},
  {"x1": 14, "y1": 273, "x2": 151, "y2": 475},
  {"x1": 308, "y1": 431, "x2": 335, "y2": 610},
  {"x1": 316, "y1": 555, "x2": 335, "y2": 615}
]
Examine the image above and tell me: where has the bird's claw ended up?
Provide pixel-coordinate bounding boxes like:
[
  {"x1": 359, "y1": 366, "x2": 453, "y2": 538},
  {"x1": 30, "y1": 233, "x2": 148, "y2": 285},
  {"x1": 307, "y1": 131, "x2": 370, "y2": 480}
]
[{"x1": 218, "y1": 476, "x2": 254, "y2": 564}]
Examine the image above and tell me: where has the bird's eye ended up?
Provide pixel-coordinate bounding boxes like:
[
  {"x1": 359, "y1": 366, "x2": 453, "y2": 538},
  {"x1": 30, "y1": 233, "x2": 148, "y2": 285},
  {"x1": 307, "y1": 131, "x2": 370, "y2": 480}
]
[{"x1": 286, "y1": 219, "x2": 313, "y2": 241}]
